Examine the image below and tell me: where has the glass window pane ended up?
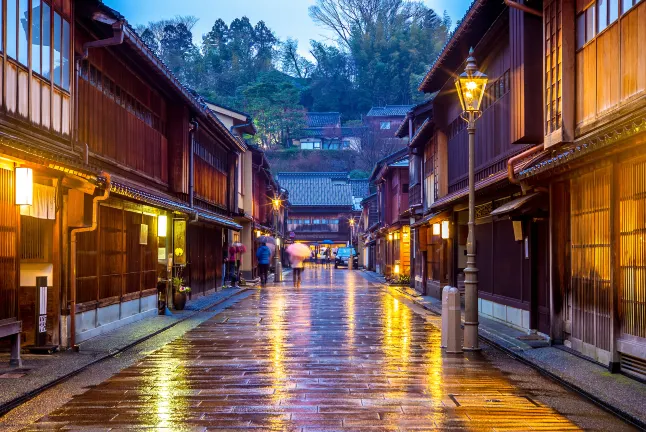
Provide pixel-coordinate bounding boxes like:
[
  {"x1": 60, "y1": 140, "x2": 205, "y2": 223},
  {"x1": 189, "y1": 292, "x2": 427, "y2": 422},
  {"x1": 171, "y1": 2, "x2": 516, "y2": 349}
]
[
  {"x1": 31, "y1": 0, "x2": 40, "y2": 73},
  {"x1": 598, "y1": 0, "x2": 608, "y2": 32},
  {"x1": 62, "y1": 19, "x2": 70, "y2": 90},
  {"x1": 586, "y1": 6, "x2": 596, "y2": 42},
  {"x1": 42, "y1": 2, "x2": 50, "y2": 80},
  {"x1": 18, "y1": 0, "x2": 28, "y2": 65},
  {"x1": 7, "y1": 0, "x2": 17, "y2": 59},
  {"x1": 622, "y1": 0, "x2": 633, "y2": 14},
  {"x1": 53, "y1": 12, "x2": 61, "y2": 86},
  {"x1": 609, "y1": 0, "x2": 618, "y2": 21},
  {"x1": 0, "y1": 0, "x2": 3, "y2": 51}
]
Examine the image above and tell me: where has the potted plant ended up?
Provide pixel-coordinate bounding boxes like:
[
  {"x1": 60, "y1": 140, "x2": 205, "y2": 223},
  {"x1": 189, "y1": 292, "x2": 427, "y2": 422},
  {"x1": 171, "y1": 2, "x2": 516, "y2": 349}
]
[{"x1": 172, "y1": 276, "x2": 191, "y2": 310}]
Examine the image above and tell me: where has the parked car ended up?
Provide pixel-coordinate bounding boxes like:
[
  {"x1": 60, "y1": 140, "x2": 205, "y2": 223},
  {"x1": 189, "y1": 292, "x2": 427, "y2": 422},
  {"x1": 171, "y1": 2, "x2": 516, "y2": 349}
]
[{"x1": 334, "y1": 247, "x2": 358, "y2": 269}]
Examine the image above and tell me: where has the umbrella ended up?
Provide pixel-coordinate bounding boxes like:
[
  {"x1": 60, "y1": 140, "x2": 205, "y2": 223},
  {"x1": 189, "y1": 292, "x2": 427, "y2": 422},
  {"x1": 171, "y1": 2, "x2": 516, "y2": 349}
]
[
  {"x1": 286, "y1": 243, "x2": 311, "y2": 259},
  {"x1": 256, "y1": 235, "x2": 276, "y2": 244},
  {"x1": 321, "y1": 240, "x2": 334, "y2": 245}
]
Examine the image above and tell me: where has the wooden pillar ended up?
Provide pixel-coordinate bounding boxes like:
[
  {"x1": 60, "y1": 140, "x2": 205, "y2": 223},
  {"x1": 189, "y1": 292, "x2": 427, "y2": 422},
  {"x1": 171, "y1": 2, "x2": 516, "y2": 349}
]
[{"x1": 609, "y1": 160, "x2": 621, "y2": 371}]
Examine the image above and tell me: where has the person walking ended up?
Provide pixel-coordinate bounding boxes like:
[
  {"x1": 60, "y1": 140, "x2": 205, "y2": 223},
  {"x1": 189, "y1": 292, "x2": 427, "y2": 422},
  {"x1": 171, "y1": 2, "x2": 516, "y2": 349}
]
[
  {"x1": 228, "y1": 244, "x2": 238, "y2": 288},
  {"x1": 291, "y1": 254, "x2": 305, "y2": 288},
  {"x1": 222, "y1": 243, "x2": 229, "y2": 288},
  {"x1": 256, "y1": 242, "x2": 271, "y2": 287}
]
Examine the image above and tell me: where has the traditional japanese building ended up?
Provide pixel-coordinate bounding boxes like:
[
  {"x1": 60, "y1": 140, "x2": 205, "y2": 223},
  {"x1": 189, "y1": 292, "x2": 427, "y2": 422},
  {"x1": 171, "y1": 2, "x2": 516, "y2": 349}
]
[
  {"x1": 516, "y1": 0, "x2": 646, "y2": 378},
  {"x1": 292, "y1": 112, "x2": 362, "y2": 151},
  {"x1": 359, "y1": 193, "x2": 378, "y2": 271},
  {"x1": 411, "y1": 0, "x2": 547, "y2": 336},
  {"x1": 369, "y1": 149, "x2": 410, "y2": 278},
  {"x1": 1, "y1": 0, "x2": 246, "y2": 364},
  {"x1": 277, "y1": 172, "x2": 368, "y2": 251}
]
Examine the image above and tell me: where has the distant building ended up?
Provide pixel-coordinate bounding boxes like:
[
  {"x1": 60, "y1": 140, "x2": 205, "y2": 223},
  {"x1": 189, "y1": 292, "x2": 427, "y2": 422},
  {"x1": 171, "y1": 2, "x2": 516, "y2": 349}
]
[
  {"x1": 364, "y1": 105, "x2": 414, "y2": 136},
  {"x1": 292, "y1": 112, "x2": 362, "y2": 150},
  {"x1": 276, "y1": 173, "x2": 369, "y2": 248}
]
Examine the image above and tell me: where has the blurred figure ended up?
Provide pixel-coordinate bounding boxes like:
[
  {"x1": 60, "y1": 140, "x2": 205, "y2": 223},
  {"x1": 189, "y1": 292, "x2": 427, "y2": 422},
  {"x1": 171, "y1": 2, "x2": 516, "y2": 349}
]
[
  {"x1": 256, "y1": 242, "x2": 271, "y2": 287},
  {"x1": 286, "y1": 243, "x2": 310, "y2": 288}
]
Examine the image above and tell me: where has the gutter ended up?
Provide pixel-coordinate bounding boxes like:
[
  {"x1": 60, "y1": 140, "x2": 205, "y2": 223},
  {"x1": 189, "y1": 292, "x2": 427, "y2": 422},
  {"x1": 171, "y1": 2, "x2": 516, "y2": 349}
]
[
  {"x1": 69, "y1": 172, "x2": 111, "y2": 350},
  {"x1": 505, "y1": 0, "x2": 542, "y2": 16}
]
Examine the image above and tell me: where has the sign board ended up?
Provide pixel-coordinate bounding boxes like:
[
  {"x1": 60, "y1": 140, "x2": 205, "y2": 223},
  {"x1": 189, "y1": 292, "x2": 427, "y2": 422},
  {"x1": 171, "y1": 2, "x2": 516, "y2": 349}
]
[
  {"x1": 289, "y1": 231, "x2": 295, "y2": 239},
  {"x1": 35, "y1": 276, "x2": 48, "y2": 346},
  {"x1": 173, "y1": 219, "x2": 187, "y2": 265}
]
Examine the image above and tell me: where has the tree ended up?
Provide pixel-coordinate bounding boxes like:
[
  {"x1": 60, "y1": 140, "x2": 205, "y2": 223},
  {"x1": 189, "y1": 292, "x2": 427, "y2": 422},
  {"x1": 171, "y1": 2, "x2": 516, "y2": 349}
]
[
  {"x1": 352, "y1": 123, "x2": 407, "y2": 171},
  {"x1": 279, "y1": 39, "x2": 313, "y2": 79},
  {"x1": 242, "y1": 71, "x2": 307, "y2": 149}
]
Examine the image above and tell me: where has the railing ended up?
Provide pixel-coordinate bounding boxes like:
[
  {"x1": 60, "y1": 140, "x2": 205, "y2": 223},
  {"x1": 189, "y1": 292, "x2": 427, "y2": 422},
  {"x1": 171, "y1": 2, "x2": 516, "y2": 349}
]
[{"x1": 287, "y1": 224, "x2": 340, "y2": 232}]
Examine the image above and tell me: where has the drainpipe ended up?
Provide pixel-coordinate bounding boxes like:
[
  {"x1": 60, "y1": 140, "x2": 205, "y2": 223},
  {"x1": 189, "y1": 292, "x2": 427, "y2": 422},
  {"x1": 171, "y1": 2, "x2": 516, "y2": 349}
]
[
  {"x1": 504, "y1": 0, "x2": 542, "y2": 17},
  {"x1": 507, "y1": 144, "x2": 544, "y2": 185},
  {"x1": 69, "y1": 172, "x2": 111, "y2": 350},
  {"x1": 189, "y1": 119, "x2": 198, "y2": 209}
]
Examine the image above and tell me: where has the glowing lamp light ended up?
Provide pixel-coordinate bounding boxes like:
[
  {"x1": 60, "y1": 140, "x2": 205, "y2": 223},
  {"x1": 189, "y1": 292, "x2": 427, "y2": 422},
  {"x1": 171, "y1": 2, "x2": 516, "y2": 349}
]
[
  {"x1": 432, "y1": 223, "x2": 441, "y2": 236},
  {"x1": 349, "y1": 218, "x2": 355, "y2": 226},
  {"x1": 256, "y1": 230, "x2": 261, "y2": 238},
  {"x1": 441, "y1": 220, "x2": 450, "y2": 240},
  {"x1": 388, "y1": 233, "x2": 393, "y2": 241},
  {"x1": 276, "y1": 237, "x2": 281, "y2": 247},
  {"x1": 15, "y1": 167, "x2": 33, "y2": 206},
  {"x1": 455, "y1": 48, "x2": 488, "y2": 113},
  {"x1": 394, "y1": 264, "x2": 401, "y2": 274},
  {"x1": 157, "y1": 215, "x2": 168, "y2": 237},
  {"x1": 272, "y1": 198, "x2": 281, "y2": 210}
]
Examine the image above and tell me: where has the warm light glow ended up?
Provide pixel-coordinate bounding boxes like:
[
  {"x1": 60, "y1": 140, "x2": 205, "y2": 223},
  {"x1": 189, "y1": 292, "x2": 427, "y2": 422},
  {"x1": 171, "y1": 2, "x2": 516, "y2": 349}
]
[
  {"x1": 388, "y1": 233, "x2": 393, "y2": 241},
  {"x1": 432, "y1": 223, "x2": 441, "y2": 236},
  {"x1": 394, "y1": 264, "x2": 400, "y2": 274},
  {"x1": 349, "y1": 218, "x2": 355, "y2": 226},
  {"x1": 15, "y1": 167, "x2": 33, "y2": 206},
  {"x1": 158, "y1": 215, "x2": 168, "y2": 237},
  {"x1": 466, "y1": 80, "x2": 477, "y2": 90},
  {"x1": 441, "y1": 220, "x2": 450, "y2": 239},
  {"x1": 272, "y1": 198, "x2": 281, "y2": 210},
  {"x1": 276, "y1": 237, "x2": 281, "y2": 247},
  {"x1": 455, "y1": 50, "x2": 488, "y2": 113},
  {"x1": 256, "y1": 230, "x2": 261, "y2": 238}
]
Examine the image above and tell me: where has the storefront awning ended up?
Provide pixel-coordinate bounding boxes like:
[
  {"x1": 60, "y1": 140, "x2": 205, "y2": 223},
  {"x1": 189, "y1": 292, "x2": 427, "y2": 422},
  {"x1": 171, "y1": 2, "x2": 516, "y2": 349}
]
[
  {"x1": 411, "y1": 210, "x2": 451, "y2": 228},
  {"x1": 490, "y1": 193, "x2": 546, "y2": 219}
]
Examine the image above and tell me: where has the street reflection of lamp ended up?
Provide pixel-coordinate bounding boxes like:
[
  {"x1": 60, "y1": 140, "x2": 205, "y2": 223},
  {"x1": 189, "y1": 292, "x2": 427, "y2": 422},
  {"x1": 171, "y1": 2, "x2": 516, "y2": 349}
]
[
  {"x1": 455, "y1": 47, "x2": 487, "y2": 352},
  {"x1": 272, "y1": 196, "x2": 282, "y2": 282},
  {"x1": 15, "y1": 167, "x2": 33, "y2": 206},
  {"x1": 158, "y1": 215, "x2": 168, "y2": 237},
  {"x1": 441, "y1": 220, "x2": 450, "y2": 240},
  {"x1": 432, "y1": 223, "x2": 441, "y2": 236}
]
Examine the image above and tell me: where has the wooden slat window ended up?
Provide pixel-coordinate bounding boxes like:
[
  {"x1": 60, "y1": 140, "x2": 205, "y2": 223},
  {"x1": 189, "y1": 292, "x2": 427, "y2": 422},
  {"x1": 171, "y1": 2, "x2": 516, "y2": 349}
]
[
  {"x1": 619, "y1": 157, "x2": 646, "y2": 340},
  {"x1": 0, "y1": 168, "x2": 18, "y2": 321},
  {"x1": 545, "y1": 0, "x2": 562, "y2": 134},
  {"x1": 570, "y1": 167, "x2": 611, "y2": 353}
]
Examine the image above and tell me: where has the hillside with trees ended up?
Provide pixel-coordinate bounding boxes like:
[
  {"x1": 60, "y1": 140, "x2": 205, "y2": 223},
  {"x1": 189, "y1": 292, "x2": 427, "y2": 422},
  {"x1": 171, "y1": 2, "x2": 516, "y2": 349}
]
[{"x1": 135, "y1": 0, "x2": 450, "y2": 171}]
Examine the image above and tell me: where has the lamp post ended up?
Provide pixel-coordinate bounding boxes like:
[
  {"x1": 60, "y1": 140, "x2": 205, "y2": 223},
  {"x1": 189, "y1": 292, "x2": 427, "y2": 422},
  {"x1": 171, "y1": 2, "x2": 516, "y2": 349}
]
[
  {"x1": 349, "y1": 218, "x2": 355, "y2": 270},
  {"x1": 272, "y1": 198, "x2": 283, "y2": 282},
  {"x1": 455, "y1": 48, "x2": 488, "y2": 351}
]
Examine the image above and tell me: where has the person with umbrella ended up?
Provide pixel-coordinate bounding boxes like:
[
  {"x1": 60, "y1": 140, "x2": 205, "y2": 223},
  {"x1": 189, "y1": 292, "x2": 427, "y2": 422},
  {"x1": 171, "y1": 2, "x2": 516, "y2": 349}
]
[
  {"x1": 286, "y1": 243, "x2": 310, "y2": 288},
  {"x1": 256, "y1": 242, "x2": 271, "y2": 287}
]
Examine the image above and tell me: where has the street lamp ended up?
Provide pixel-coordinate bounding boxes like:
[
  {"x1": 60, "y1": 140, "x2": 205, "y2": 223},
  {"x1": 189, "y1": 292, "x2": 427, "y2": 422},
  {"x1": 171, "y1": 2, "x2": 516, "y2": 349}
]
[
  {"x1": 455, "y1": 48, "x2": 487, "y2": 351},
  {"x1": 272, "y1": 196, "x2": 283, "y2": 282},
  {"x1": 348, "y1": 218, "x2": 355, "y2": 270}
]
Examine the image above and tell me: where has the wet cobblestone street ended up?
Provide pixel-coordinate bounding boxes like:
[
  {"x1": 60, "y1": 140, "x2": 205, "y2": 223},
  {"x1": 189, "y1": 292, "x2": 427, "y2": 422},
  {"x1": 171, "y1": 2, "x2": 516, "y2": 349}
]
[{"x1": 10, "y1": 268, "x2": 636, "y2": 431}]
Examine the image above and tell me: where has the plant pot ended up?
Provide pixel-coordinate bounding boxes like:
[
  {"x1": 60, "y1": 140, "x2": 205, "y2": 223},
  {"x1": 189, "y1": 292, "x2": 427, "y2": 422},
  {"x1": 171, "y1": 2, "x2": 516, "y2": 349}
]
[{"x1": 173, "y1": 291, "x2": 187, "y2": 310}]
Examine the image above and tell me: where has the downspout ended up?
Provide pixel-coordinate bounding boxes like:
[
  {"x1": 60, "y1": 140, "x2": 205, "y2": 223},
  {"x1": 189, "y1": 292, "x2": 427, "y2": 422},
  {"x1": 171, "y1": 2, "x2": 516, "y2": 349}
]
[
  {"x1": 189, "y1": 119, "x2": 198, "y2": 209},
  {"x1": 504, "y1": 0, "x2": 543, "y2": 17},
  {"x1": 507, "y1": 144, "x2": 544, "y2": 185},
  {"x1": 69, "y1": 172, "x2": 111, "y2": 350}
]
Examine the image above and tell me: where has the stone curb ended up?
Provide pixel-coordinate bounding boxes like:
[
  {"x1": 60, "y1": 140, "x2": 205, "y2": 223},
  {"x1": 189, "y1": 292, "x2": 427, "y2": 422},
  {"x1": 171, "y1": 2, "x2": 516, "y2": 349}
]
[
  {"x1": 388, "y1": 285, "x2": 646, "y2": 431},
  {"x1": 0, "y1": 288, "x2": 249, "y2": 417}
]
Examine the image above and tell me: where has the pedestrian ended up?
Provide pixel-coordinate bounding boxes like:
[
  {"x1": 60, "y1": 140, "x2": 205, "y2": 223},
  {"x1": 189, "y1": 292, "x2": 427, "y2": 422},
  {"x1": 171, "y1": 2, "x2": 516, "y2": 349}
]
[
  {"x1": 222, "y1": 243, "x2": 229, "y2": 288},
  {"x1": 256, "y1": 242, "x2": 271, "y2": 287},
  {"x1": 290, "y1": 254, "x2": 305, "y2": 288},
  {"x1": 325, "y1": 248, "x2": 331, "y2": 268},
  {"x1": 228, "y1": 243, "x2": 238, "y2": 287}
]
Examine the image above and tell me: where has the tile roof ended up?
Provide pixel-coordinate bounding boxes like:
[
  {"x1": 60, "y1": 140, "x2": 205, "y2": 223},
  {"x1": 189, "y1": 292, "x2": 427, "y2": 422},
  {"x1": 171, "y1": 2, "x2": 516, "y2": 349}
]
[
  {"x1": 349, "y1": 179, "x2": 370, "y2": 198},
  {"x1": 277, "y1": 172, "x2": 354, "y2": 207},
  {"x1": 366, "y1": 105, "x2": 415, "y2": 117},
  {"x1": 306, "y1": 112, "x2": 341, "y2": 128}
]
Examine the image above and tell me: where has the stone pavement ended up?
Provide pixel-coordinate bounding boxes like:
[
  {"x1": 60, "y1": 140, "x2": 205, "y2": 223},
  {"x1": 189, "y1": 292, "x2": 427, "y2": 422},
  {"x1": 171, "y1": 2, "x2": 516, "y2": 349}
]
[
  {"x1": 12, "y1": 267, "x2": 634, "y2": 431},
  {"x1": 0, "y1": 287, "x2": 246, "y2": 414},
  {"x1": 372, "y1": 275, "x2": 646, "y2": 430}
]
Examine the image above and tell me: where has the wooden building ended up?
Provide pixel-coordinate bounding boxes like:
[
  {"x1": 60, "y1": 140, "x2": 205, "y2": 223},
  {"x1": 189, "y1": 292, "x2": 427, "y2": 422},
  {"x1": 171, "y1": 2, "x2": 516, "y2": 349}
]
[
  {"x1": 358, "y1": 193, "x2": 378, "y2": 270},
  {"x1": 515, "y1": 0, "x2": 646, "y2": 378},
  {"x1": 1, "y1": 0, "x2": 245, "y2": 363},
  {"x1": 408, "y1": 0, "x2": 548, "y2": 335},
  {"x1": 369, "y1": 149, "x2": 411, "y2": 278},
  {"x1": 277, "y1": 172, "x2": 368, "y2": 252}
]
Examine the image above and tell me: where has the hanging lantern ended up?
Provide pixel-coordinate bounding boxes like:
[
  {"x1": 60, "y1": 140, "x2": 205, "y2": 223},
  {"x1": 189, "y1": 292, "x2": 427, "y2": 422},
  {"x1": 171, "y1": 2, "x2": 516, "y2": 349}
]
[
  {"x1": 441, "y1": 220, "x2": 450, "y2": 239},
  {"x1": 158, "y1": 215, "x2": 168, "y2": 237},
  {"x1": 432, "y1": 223, "x2": 441, "y2": 236},
  {"x1": 394, "y1": 264, "x2": 401, "y2": 274},
  {"x1": 388, "y1": 233, "x2": 393, "y2": 241},
  {"x1": 15, "y1": 167, "x2": 33, "y2": 206}
]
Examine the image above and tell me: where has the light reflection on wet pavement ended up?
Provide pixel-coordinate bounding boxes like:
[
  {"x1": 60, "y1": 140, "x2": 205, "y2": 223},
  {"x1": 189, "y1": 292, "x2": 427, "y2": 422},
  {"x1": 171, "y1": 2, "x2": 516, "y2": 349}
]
[{"x1": 22, "y1": 268, "x2": 634, "y2": 431}]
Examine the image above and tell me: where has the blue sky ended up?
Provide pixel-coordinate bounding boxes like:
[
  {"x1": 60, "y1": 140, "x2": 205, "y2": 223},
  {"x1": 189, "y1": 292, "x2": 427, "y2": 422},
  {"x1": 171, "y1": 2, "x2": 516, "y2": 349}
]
[{"x1": 104, "y1": 0, "x2": 471, "y2": 59}]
